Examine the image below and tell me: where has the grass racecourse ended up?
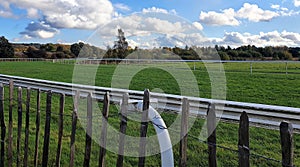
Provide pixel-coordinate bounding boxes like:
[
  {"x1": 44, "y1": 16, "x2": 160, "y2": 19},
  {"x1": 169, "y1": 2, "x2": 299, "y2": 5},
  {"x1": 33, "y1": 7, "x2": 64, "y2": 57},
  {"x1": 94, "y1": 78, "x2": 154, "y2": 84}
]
[{"x1": 0, "y1": 61, "x2": 299, "y2": 166}]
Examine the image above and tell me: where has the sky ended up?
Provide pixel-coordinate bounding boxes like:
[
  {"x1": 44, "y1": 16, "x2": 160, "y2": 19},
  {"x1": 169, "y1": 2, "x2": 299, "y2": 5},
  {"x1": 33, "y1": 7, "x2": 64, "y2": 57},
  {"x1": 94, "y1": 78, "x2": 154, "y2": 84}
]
[{"x1": 1, "y1": 0, "x2": 300, "y2": 48}]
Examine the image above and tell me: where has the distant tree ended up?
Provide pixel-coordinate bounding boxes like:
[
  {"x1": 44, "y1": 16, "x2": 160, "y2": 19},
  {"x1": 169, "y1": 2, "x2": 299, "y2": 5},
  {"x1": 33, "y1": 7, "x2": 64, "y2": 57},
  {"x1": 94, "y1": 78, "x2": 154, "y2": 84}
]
[
  {"x1": 219, "y1": 51, "x2": 230, "y2": 60},
  {"x1": 113, "y1": 29, "x2": 129, "y2": 58},
  {"x1": 56, "y1": 45, "x2": 64, "y2": 52},
  {"x1": 278, "y1": 50, "x2": 293, "y2": 60},
  {"x1": 227, "y1": 50, "x2": 238, "y2": 58},
  {"x1": 70, "y1": 43, "x2": 84, "y2": 57},
  {"x1": 55, "y1": 52, "x2": 65, "y2": 59},
  {"x1": 40, "y1": 43, "x2": 55, "y2": 52},
  {"x1": 185, "y1": 45, "x2": 189, "y2": 50},
  {"x1": 214, "y1": 45, "x2": 219, "y2": 51},
  {"x1": 26, "y1": 46, "x2": 46, "y2": 58},
  {"x1": 238, "y1": 51, "x2": 252, "y2": 58},
  {"x1": 0, "y1": 36, "x2": 14, "y2": 58},
  {"x1": 226, "y1": 46, "x2": 232, "y2": 51},
  {"x1": 262, "y1": 46, "x2": 274, "y2": 57},
  {"x1": 172, "y1": 46, "x2": 182, "y2": 55},
  {"x1": 249, "y1": 50, "x2": 262, "y2": 59},
  {"x1": 113, "y1": 29, "x2": 128, "y2": 50},
  {"x1": 289, "y1": 47, "x2": 300, "y2": 58}
]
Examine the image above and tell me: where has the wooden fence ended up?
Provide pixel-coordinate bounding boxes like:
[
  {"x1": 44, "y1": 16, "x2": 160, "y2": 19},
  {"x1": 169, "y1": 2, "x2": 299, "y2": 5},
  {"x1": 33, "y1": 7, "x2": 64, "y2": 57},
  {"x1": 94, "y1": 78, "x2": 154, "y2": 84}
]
[{"x1": 0, "y1": 80, "x2": 295, "y2": 166}]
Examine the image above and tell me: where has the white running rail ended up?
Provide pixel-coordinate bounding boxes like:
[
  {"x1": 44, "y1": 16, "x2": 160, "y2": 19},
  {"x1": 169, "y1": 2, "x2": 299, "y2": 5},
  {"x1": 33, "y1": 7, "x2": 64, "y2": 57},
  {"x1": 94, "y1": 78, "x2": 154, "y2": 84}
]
[{"x1": 0, "y1": 74, "x2": 299, "y2": 130}]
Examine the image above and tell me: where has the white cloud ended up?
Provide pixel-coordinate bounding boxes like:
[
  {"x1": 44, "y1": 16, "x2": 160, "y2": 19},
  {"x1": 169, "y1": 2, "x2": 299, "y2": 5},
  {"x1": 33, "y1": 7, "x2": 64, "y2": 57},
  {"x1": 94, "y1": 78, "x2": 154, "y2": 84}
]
[
  {"x1": 96, "y1": 13, "x2": 187, "y2": 39},
  {"x1": 94, "y1": 11, "x2": 300, "y2": 49},
  {"x1": 0, "y1": 1, "x2": 15, "y2": 18},
  {"x1": 0, "y1": 1, "x2": 10, "y2": 10},
  {"x1": 127, "y1": 39, "x2": 139, "y2": 48},
  {"x1": 210, "y1": 30, "x2": 300, "y2": 47},
  {"x1": 20, "y1": 21, "x2": 59, "y2": 39},
  {"x1": 270, "y1": 4, "x2": 290, "y2": 12},
  {"x1": 223, "y1": 32, "x2": 245, "y2": 44},
  {"x1": 192, "y1": 22, "x2": 203, "y2": 31},
  {"x1": 27, "y1": 8, "x2": 39, "y2": 18},
  {"x1": 199, "y1": 3, "x2": 284, "y2": 26},
  {"x1": 1, "y1": 0, "x2": 114, "y2": 29},
  {"x1": 236, "y1": 3, "x2": 279, "y2": 22},
  {"x1": 199, "y1": 8, "x2": 240, "y2": 26},
  {"x1": 114, "y1": 3, "x2": 130, "y2": 12},
  {"x1": 169, "y1": 9, "x2": 177, "y2": 15},
  {"x1": 91, "y1": 12, "x2": 209, "y2": 49},
  {"x1": 142, "y1": 7, "x2": 177, "y2": 15},
  {"x1": 0, "y1": 10, "x2": 14, "y2": 18},
  {"x1": 281, "y1": 30, "x2": 300, "y2": 41},
  {"x1": 142, "y1": 17, "x2": 183, "y2": 34},
  {"x1": 279, "y1": 9, "x2": 300, "y2": 16},
  {"x1": 271, "y1": 4, "x2": 280, "y2": 10},
  {"x1": 294, "y1": 0, "x2": 300, "y2": 7}
]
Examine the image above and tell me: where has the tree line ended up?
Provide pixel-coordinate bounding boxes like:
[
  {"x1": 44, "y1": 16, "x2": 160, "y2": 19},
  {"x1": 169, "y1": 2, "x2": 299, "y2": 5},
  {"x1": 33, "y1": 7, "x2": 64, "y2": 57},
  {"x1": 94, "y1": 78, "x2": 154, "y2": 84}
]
[{"x1": 0, "y1": 36, "x2": 300, "y2": 60}]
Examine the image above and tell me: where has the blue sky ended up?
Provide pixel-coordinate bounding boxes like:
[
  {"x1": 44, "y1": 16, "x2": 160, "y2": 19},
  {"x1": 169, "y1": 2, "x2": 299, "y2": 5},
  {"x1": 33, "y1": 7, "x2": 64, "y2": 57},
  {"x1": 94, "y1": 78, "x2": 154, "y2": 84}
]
[{"x1": 1, "y1": 0, "x2": 300, "y2": 47}]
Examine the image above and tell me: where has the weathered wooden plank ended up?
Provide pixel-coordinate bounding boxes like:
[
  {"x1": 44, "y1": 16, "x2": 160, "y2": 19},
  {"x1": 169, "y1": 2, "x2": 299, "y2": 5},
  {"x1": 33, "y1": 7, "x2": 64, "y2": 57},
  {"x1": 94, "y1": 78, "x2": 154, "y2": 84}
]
[
  {"x1": 34, "y1": 89, "x2": 41, "y2": 167},
  {"x1": 138, "y1": 89, "x2": 150, "y2": 167},
  {"x1": 8, "y1": 80, "x2": 13, "y2": 167},
  {"x1": 207, "y1": 103, "x2": 217, "y2": 167},
  {"x1": 42, "y1": 91, "x2": 52, "y2": 167},
  {"x1": 23, "y1": 88, "x2": 31, "y2": 167},
  {"x1": 116, "y1": 93, "x2": 129, "y2": 167},
  {"x1": 179, "y1": 98, "x2": 189, "y2": 167},
  {"x1": 0, "y1": 84, "x2": 6, "y2": 167},
  {"x1": 99, "y1": 92, "x2": 110, "y2": 167},
  {"x1": 69, "y1": 91, "x2": 79, "y2": 167},
  {"x1": 16, "y1": 87, "x2": 22, "y2": 167},
  {"x1": 238, "y1": 111, "x2": 249, "y2": 167},
  {"x1": 83, "y1": 93, "x2": 93, "y2": 167},
  {"x1": 280, "y1": 121, "x2": 293, "y2": 167},
  {"x1": 55, "y1": 93, "x2": 65, "y2": 167}
]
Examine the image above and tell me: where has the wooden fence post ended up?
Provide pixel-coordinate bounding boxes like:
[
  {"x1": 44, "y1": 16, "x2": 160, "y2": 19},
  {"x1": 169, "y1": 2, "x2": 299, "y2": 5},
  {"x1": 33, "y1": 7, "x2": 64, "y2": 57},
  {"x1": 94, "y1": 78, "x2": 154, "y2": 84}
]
[
  {"x1": 138, "y1": 89, "x2": 150, "y2": 167},
  {"x1": 179, "y1": 98, "x2": 189, "y2": 167},
  {"x1": 42, "y1": 91, "x2": 52, "y2": 167},
  {"x1": 116, "y1": 93, "x2": 129, "y2": 167},
  {"x1": 99, "y1": 92, "x2": 110, "y2": 167},
  {"x1": 0, "y1": 84, "x2": 6, "y2": 167},
  {"x1": 16, "y1": 87, "x2": 22, "y2": 167},
  {"x1": 56, "y1": 93, "x2": 65, "y2": 167},
  {"x1": 8, "y1": 80, "x2": 13, "y2": 167},
  {"x1": 83, "y1": 93, "x2": 93, "y2": 167},
  {"x1": 280, "y1": 121, "x2": 293, "y2": 167},
  {"x1": 207, "y1": 103, "x2": 217, "y2": 167},
  {"x1": 238, "y1": 111, "x2": 249, "y2": 167},
  {"x1": 23, "y1": 88, "x2": 31, "y2": 167},
  {"x1": 70, "y1": 91, "x2": 79, "y2": 167},
  {"x1": 34, "y1": 89, "x2": 41, "y2": 167}
]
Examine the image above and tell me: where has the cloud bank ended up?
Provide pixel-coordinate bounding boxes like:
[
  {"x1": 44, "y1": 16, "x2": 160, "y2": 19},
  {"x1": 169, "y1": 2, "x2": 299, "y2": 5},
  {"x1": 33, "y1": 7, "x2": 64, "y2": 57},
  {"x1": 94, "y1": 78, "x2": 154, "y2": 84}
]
[
  {"x1": 211, "y1": 30, "x2": 300, "y2": 47},
  {"x1": 199, "y1": 3, "x2": 293, "y2": 26},
  {"x1": 1, "y1": 0, "x2": 114, "y2": 39}
]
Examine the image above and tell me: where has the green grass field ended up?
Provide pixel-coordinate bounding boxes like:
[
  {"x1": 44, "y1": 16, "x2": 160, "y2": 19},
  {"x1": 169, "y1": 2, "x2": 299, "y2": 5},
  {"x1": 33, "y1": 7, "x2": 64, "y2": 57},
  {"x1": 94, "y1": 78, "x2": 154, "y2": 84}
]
[
  {"x1": 0, "y1": 61, "x2": 299, "y2": 166},
  {"x1": 1, "y1": 61, "x2": 300, "y2": 107}
]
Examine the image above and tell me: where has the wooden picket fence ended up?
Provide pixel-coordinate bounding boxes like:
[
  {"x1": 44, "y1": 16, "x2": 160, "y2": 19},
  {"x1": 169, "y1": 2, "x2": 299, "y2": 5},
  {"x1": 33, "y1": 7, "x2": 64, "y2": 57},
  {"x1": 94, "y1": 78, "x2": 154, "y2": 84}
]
[{"x1": 0, "y1": 80, "x2": 295, "y2": 167}]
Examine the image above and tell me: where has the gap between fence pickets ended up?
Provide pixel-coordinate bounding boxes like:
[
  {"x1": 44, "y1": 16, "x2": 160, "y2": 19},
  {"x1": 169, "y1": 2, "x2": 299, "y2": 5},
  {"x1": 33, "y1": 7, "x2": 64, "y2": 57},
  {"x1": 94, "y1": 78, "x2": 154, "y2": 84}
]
[{"x1": 0, "y1": 83, "x2": 296, "y2": 166}]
